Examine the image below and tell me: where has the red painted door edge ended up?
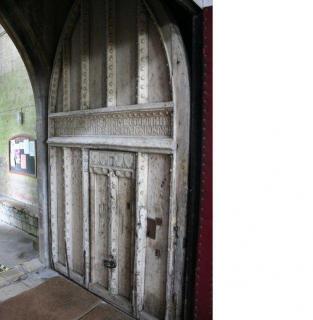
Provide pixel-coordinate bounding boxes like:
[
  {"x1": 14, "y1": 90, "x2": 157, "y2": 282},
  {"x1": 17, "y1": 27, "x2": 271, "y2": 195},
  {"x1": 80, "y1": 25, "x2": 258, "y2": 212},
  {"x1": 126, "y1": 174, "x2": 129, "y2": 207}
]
[{"x1": 194, "y1": 7, "x2": 212, "y2": 320}]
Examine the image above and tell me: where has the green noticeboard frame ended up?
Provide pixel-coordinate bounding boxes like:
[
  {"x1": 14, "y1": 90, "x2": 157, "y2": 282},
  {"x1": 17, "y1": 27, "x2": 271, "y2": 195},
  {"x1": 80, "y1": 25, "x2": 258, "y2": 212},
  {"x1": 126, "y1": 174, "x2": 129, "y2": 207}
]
[{"x1": 9, "y1": 135, "x2": 37, "y2": 177}]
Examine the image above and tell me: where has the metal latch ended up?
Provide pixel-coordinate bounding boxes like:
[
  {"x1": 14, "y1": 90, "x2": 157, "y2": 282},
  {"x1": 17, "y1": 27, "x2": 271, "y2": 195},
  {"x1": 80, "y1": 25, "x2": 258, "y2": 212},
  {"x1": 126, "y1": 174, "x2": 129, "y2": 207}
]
[{"x1": 103, "y1": 257, "x2": 117, "y2": 269}]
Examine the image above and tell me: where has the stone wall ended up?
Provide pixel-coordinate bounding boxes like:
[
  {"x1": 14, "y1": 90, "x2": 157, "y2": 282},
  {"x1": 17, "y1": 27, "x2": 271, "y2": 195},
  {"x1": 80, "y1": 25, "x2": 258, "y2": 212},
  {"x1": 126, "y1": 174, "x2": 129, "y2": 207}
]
[
  {"x1": 0, "y1": 200, "x2": 38, "y2": 238},
  {"x1": 0, "y1": 26, "x2": 38, "y2": 210}
]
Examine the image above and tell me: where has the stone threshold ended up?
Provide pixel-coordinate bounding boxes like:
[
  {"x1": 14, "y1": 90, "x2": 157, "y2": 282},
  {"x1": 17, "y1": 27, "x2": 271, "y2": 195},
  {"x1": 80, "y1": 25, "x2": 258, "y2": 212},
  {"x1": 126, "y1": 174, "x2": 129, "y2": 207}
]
[
  {"x1": 0, "y1": 258, "x2": 58, "y2": 302},
  {"x1": 0, "y1": 260, "x2": 133, "y2": 319}
]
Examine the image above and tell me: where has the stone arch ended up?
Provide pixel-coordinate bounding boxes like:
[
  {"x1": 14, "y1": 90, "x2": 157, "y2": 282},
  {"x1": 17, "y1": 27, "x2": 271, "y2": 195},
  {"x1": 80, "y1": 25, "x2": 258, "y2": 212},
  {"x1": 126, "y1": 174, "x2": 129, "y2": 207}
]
[{"x1": 0, "y1": 14, "x2": 51, "y2": 266}]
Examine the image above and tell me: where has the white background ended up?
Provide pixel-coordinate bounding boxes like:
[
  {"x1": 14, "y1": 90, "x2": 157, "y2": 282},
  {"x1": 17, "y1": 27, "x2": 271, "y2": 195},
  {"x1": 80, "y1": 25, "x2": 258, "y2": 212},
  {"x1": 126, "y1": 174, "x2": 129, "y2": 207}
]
[{"x1": 214, "y1": 1, "x2": 313, "y2": 319}]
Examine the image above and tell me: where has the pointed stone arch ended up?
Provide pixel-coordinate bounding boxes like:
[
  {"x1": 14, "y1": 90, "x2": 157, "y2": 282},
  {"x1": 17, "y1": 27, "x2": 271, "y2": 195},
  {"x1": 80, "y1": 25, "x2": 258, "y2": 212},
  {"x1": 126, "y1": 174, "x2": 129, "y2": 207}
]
[{"x1": 0, "y1": 12, "x2": 52, "y2": 265}]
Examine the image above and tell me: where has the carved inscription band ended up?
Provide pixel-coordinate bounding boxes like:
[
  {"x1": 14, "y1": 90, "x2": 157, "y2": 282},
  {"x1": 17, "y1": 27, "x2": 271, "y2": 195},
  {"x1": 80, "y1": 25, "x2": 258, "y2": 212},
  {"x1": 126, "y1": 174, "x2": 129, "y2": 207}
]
[
  {"x1": 90, "y1": 150, "x2": 135, "y2": 169},
  {"x1": 53, "y1": 110, "x2": 173, "y2": 138}
]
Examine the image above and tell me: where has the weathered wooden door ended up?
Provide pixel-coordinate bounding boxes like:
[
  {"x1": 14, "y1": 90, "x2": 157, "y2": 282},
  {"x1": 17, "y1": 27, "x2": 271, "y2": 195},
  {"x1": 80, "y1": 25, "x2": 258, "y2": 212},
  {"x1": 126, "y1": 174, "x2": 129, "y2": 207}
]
[{"x1": 48, "y1": 0, "x2": 190, "y2": 319}]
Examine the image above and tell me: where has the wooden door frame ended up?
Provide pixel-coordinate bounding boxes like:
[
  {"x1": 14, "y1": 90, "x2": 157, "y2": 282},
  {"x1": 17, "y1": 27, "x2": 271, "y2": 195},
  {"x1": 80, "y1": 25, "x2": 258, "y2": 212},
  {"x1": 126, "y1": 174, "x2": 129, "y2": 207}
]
[
  {"x1": 193, "y1": 6, "x2": 212, "y2": 320},
  {"x1": 160, "y1": 2, "x2": 212, "y2": 319}
]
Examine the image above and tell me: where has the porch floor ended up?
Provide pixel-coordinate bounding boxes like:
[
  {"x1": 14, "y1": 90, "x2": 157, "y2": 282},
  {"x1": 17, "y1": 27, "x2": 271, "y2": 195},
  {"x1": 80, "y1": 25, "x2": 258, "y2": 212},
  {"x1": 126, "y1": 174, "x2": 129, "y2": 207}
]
[
  {"x1": 0, "y1": 276, "x2": 133, "y2": 319},
  {"x1": 0, "y1": 222, "x2": 132, "y2": 319},
  {"x1": 0, "y1": 221, "x2": 38, "y2": 268}
]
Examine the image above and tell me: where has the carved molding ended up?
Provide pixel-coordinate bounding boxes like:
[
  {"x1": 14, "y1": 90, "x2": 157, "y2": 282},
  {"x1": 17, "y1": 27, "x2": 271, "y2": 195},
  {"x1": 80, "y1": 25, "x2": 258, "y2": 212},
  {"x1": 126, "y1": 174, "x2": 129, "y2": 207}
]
[
  {"x1": 47, "y1": 136, "x2": 174, "y2": 154},
  {"x1": 52, "y1": 109, "x2": 173, "y2": 138},
  {"x1": 106, "y1": 0, "x2": 116, "y2": 107},
  {"x1": 81, "y1": 0, "x2": 90, "y2": 109},
  {"x1": 49, "y1": 101, "x2": 174, "y2": 117},
  {"x1": 138, "y1": 1, "x2": 149, "y2": 104},
  {"x1": 64, "y1": 148, "x2": 73, "y2": 271},
  {"x1": 49, "y1": 147, "x2": 58, "y2": 264}
]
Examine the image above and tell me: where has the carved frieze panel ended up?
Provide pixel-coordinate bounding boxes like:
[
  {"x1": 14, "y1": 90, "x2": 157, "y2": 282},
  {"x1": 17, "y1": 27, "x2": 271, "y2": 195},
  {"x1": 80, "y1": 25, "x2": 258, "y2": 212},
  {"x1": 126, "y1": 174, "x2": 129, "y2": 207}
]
[
  {"x1": 90, "y1": 150, "x2": 135, "y2": 170},
  {"x1": 52, "y1": 109, "x2": 173, "y2": 138}
]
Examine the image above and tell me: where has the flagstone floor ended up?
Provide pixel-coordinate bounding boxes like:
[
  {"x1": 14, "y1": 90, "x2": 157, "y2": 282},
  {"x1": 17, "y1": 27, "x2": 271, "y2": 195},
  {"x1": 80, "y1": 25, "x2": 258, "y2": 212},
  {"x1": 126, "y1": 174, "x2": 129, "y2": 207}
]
[
  {"x1": 0, "y1": 221, "x2": 38, "y2": 268},
  {"x1": 0, "y1": 218, "x2": 132, "y2": 319}
]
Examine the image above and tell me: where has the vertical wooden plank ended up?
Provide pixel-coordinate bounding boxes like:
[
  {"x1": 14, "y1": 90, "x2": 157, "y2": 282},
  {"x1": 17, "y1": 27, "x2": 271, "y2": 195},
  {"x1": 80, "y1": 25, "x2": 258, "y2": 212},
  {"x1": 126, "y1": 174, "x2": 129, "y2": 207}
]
[
  {"x1": 56, "y1": 66, "x2": 64, "y2": 113},
  {"x1": 90, "y1": 172, "x2": 101, "y2": 284},
  {"x1": 165, "y1": 155, "x2": 176, "y2": 320},
  {"x1": 90, "y1": 171, "x2": 109, "y2": 289},
  {"x1": 49, "y1": 147, "x2": 58, "y2": 265},
  {"x1": 138, "y1": 0, "x2": 149, "y2": 104},
  {"x1": 81, "y1": 0, "x2": 90, "y2": 109},
  {"x1": 117, "y1": 175, "x2": 134, "y2": 300},
  {"x1": 134, "y1": 153, "x2": 148, "y2": 317},
  {"x1": 90, "y1": 172, "x2": 96, "y2": 283},
  {"x1": 82, "y1": 149, "x2": 90, "y2": 286},
  {"x1": 63, "y1": 147, "x2": 73, "y2": 273},
  {"x1": 148, "y1": 17, "x2": 171, "y2": 103},
  {"x1": 108, "y1": 170, "x2": 119, "y2": 294},
  {"x1": 56, "y1": 148, "x2": 66, "y2": 266},
  {"x1": 89, "y1": 0, "x2": 106, "y2": 109},
  {"x1": 98, "y1": 173, "x2": 109, "y2": 289},
  {"x1": 171, "y1": 26, "x2": 190, "y2": 320},
  {"x1": 71, "y1": 149, "x2": 84, "y2": 275},
  {"x1": 144, "y1": 154, "x2": 170, "y2": 319},
  {"x1": 63, "y1": 41, "x2": 71, "y2": 112},
  {"x1": 106, "y1": 0, "x2": 116, "y2": 107},
  {"x1": 70, "y1": 20, "x2": 82, "y2": 111},
  {"x1": 116, "y1": 0, "x2": 137, "y2": 106},
  {"x1": 62, "y1": 148, "x2": 84, "y2": 277}
]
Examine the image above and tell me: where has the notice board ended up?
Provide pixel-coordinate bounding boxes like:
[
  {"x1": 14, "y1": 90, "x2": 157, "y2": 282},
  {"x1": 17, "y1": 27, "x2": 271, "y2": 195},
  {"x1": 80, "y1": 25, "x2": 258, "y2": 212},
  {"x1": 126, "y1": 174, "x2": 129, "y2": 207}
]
[{"x1": 9, "y1": 136, "x2": 36, "y2": 177}]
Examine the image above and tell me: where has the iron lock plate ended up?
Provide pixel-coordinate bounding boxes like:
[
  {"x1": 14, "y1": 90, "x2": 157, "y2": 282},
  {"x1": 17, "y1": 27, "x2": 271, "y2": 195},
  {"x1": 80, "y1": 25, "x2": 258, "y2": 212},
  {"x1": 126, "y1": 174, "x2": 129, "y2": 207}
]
[{"x1": 103, "y1": 257, "x2": 117, "y2": 269}]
